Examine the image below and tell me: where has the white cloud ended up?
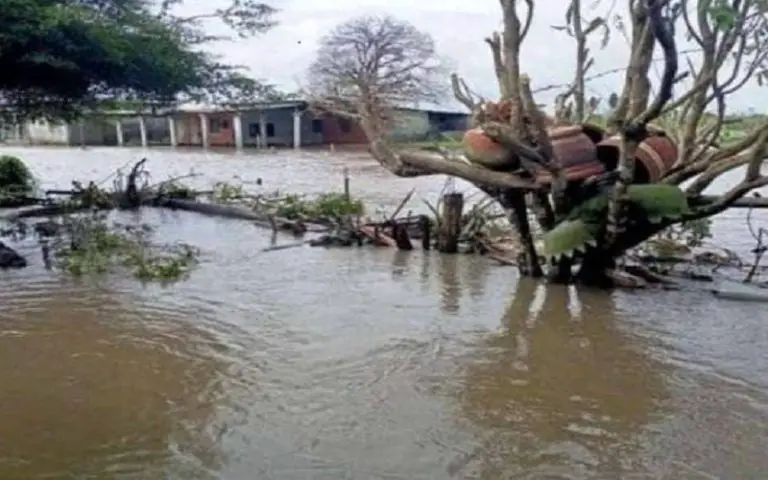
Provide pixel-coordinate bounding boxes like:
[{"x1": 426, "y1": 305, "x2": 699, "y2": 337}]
[{"x1": 197, "y1": 0, "x2": 763, "y2": 113}]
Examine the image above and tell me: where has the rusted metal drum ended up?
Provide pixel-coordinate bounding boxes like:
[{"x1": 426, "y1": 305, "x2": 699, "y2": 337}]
[
  {"x1": 596, "y1": 133, "x2": 678, "y2": 183},
  {"x1": 462, "y1": 127, "x2": 514, "y2": 170},
  {"x1": 534, "y1": 124, "x2": 606, "y2": 185}
]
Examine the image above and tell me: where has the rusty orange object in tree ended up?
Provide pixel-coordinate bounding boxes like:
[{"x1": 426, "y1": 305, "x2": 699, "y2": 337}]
[
  {"x1": 596, "y1": 133, "x2": 678, "y2": 183},
  {"x1": 462, "y1": 127, "x2": 515, "y2": 169}
]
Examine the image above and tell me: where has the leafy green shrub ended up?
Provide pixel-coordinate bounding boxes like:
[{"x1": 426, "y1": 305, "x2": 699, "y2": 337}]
[
  {"x1": 276, "y1": 193, "x2": 365, "y2": 220},
  {"x1": 0, "y1": 155, "x2": 36, "y2": 195}
]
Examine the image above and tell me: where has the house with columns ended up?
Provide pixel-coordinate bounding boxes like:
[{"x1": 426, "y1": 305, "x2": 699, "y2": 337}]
[
  {"x1": 5, "y1": 101, "x2": 470, "y2": 148},
  {"x1": 171, "y1": 101, "x2": 318, "y2": 148}
]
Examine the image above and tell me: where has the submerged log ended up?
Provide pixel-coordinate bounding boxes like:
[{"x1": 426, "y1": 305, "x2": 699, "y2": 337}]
[
  {"x1": 0, "y1": 190, "x2": 159, "y2": 222},
  {"x1": 358, "y1": 225, "x2": 397, "y2": 247},
  {"x1": 1, "y1": 204, "x2": 76, "y2": 221},
  {"x1": 0, "y1": 241, "x2": 26, "y2": 269},
  {"x1": 711, "y1": 288, "x2": 768, "y2": 302},
  {"x1": 0, "y1": 196, "x2": 42, "y2": 208},
  {"x1": 391, "y1": 222, "x2": 413, "y2": 250},
  {"x1": 155, "y1": 198, "x2": 328, "y2": 233},
  {"x1": 419, "y1": 215, "x2": 431, "y2": 250}
]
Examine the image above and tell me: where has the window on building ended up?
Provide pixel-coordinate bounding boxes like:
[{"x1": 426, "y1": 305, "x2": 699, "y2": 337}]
[
  {"x1": 221, "y1": 119, "x2": 230, "y2": 129},
  {"x1": 311, "y1": 119, "x2": 323, "y2": 133},
  {"x1": 209, "y1": 118, "x2": 221, "y2": 133},
  {"x1": 266, "y1": 123, "x2": 275, "y2": 137},
  {"x1": 338, "y1": 118, "x2": 351, "y2": 133},
  {"x1": 249, "y1": 123, "x2": 260, "y2": 137}
]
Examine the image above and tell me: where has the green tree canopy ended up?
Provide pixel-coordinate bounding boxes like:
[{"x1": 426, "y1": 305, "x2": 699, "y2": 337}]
[{"x1": 0, "y1": 0, "x2": 279, "y2": 120}]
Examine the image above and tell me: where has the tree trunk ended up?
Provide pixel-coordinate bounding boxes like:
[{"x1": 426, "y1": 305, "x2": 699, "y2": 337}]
[
  {"x1": 576, "y1": 248, "x2": 616, "y2": 287},
  {"x1": 418, "y1": 214, "x2": 431, "y2": 250},
  {"x1": 549, "y1": 258, "x2": 574, "y2": 284},
  {"x1": 501, "y1": 190, "x2": 543, "y2": 277},
  {"x1": 437, "y1": 192, "x2": 464, "y2": 253},
  {"x1": 576, "y1": 218, "x2": 673, "y2": 288}
]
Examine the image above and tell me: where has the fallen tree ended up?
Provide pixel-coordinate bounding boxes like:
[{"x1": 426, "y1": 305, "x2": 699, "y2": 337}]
[
  {"x1": 309, "y1": 1, "x2": 768, "y2": 288},
  {"x1": 0, "y1": 158, "x2": 515, "y2": 273},
  {"x1": 0, "y1": 159, "x2": 199, "y2": 280},
  {"x1": 2, "y1": 154, "x2": 765, "y2": 295}
]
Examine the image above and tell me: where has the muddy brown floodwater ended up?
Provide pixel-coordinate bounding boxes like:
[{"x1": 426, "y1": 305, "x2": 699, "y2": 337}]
[{"x1": 1, "y1": 146, "x2": 767, "y2": 479}]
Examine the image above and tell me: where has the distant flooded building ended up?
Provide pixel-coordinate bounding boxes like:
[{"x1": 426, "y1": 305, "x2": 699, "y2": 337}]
[{"x1": 2, "y1": 100, "x2": 470, "y2": 149}]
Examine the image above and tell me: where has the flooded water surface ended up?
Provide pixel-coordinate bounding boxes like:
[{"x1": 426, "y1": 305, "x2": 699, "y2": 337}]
[{"x1": 1, "y1": 147, "x2": 767, "y2": 479}]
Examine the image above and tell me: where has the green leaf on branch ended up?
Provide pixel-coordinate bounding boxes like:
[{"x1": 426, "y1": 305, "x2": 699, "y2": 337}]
[
  {"x1": 708, "y1": 4, "x2": 737, "y2": 31},
  {"x1": 539, "y1": 184, "x2": 693, "y2": 260}
]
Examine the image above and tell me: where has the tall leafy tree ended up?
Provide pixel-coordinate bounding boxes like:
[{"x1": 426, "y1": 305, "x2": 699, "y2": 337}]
[{"x1": 0, "y1": 0, "x2": 280, "y2": 120}]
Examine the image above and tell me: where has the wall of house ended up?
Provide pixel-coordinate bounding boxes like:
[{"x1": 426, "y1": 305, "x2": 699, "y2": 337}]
[
  {"x1": 173, "y1": 113, "x2": 235, "y2": 147},
  {"x1": 68, "y1": 117, "x2": 118, "y2": 146},
  {"x1": 321, "y1": 115, "x2": 368, "y2": 145},
  {"x1": 388, "y1": 110, "x2": 431, "y2": 141},
  {"x1": 0, "y1": 122, "x2": 23, "y2": 143},
  {"x1": 295, "y1": 113, "x2": 325, "y2": 146},
  {"x1": 143, "y1": 117, "x2": 171, "y2": 145},
  {"x1": 175, "y1": 114, "x2": 202, "y2": 146},
  {"x1": 22, "y1": 120, "x2": 70, "y2": 145},
  {"x1": 239, "y1": 108, "x2": 324, "y2": 147},
  {"x1": 428, "y1": 112, "x2": 469, "y2": 132},
  {"x1": 119, "y1": 117, "x2": 169, "y2": 145},
  {"x1": 120, "y1": 118, "x2": 142, "y2": 146},
  {"x1": 205, "y1": 113, "x2": 235, "y2": 147}
]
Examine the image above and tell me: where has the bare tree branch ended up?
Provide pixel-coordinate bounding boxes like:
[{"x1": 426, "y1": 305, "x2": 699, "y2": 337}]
[
  {"x1": 343, "y1": 0, "x2": 768, "y2": 287},
  {"x1": 305, "y1": 15, "x2": 448, "y2": 118},
  {"x1": 604, "y1": 0, "x2": 678, "y2": 250}
]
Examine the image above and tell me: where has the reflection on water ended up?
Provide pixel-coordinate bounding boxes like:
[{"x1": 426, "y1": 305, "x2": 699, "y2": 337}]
[
  {"x1": 439, "y1": 255, "x2": 461, "y2": 314},
  {"x1": 452, "y1": 284, "x2": 668, "y2": 478},
  {"x1": 0, "y1": 147, "x2": 767, "y2": 479}
]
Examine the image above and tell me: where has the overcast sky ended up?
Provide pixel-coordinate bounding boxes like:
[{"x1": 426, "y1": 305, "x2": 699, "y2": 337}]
[{"x1": 190, "y1": 0, "x2": 762, "y2": 113}]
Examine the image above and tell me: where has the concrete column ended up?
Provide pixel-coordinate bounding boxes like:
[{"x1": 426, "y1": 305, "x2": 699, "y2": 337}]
[
  {"x1": 78, "y1": 120, "x2": 85, "y2": 147},
  {"x1": 62, "y1": 124, "x2": 71, "y2": 146},
  {"x1": 292, "y1": 109, "x2": 302, "y2": 149},
  {"x1": 115, "y1": 119, "x2": 124, "y2": 146},
  {"x1": 168, "y1": 117, "x2": 177, "y2": 147},
  {"x1": 138, "y1": 116, "x2": 147, "y2": 148},
  {"x1": 258, "y1": 113, "x2": 267, "y2": 148},
  {"x1": 199, "y1": 113, "x2": 209, "y2": 148},
  {"x1": 233, "y1": 113, "x2": 243, "y2": 149}
]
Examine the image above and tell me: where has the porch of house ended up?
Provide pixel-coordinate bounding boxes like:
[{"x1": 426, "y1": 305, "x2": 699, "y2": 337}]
[
  {"x1": 426, "y1": 111, "x2": 470, "y2": 135},
  {"x1": 98, "y1": 101, "x2": 382, "y2": 149},
  {"x1": 171, "y1": 102, "x2": 327, "y2": 149},
  {"x1": 239, "y1": 106, "x2": 324, "y2": 148}
]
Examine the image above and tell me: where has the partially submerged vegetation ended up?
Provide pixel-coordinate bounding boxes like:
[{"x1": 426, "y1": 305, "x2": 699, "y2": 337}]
[
  {"x1": 1, "y1": 159, "x2": 201, "y2": 281},
  {"x1": 48, "y1": 215, "x2": 199, "y2": 281},
  {"x1": 0, "y1": 156, "x2": 521, "y2": 277},
  {"x1": 2, "y1": 154, "x2": 765, "y2": 291},
  {"x1": 2, "y1": 0, "x2": 765, "y2": 298},
  {"x1": 0, "y1": 155, "x2": 37, "y2": 207},
  {"x1": 307, "y1": 3, "x2": 768, "y2": 290}
]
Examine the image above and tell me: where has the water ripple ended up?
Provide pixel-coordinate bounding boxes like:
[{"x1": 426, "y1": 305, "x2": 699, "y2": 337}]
[{"x1": 1, "y1": 147, "x2": 767, "y2": 479}]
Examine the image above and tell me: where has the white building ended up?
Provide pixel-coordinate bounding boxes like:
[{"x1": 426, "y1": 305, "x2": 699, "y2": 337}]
[
  {"x1": 23, "y1": 119, "x2": 71, "y2": 145},
  {"x1": 0, "y1": 119, "x2": 70, "y2": 145}
]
